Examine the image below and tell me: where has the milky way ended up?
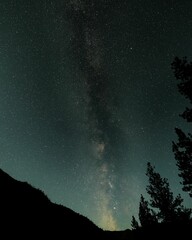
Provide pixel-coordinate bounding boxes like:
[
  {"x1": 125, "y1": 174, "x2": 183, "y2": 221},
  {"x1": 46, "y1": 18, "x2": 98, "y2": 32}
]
[
  {"x1": 65, "y1": 0, "x2": 124, "y2": 229},
  {"x1": 1, "y1": 0, "x2": 192, "y2": 231}
]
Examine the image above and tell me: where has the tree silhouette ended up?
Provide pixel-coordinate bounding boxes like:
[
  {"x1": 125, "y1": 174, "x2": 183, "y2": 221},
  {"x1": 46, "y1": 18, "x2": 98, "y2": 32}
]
[
  {"x1": 172, "y1": 57, "x2": 192, "y2": 197},
  {"x1": 131, "y1": 216, "x2": 139, "y2": 230},
  {"x1": 171, "y1": 57, "x2": 192, "y2": 122},
  {"x1": 146, "y1": 162, "x2": 191, "y2": 223},
  {"x1": 132, "y1": 162, "x2": 191, "y2": 227},
  {"x1": 138, "y1": 194, "x2": 157, "y2": 227}
]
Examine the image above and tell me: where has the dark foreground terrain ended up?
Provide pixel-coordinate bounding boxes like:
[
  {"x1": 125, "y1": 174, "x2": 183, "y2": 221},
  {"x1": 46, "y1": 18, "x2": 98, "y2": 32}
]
[{"x1": 0, "y1": 168, "x2": 191, "y2": 239}]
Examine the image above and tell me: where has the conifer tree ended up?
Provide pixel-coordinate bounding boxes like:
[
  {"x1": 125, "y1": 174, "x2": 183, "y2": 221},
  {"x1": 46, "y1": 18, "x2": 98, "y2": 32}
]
[
  {"x1": 146, "y1": 162, "x2": 191, "y2": 223},
  {"x1": 138, "y1": 194, "x2": 157, "y2": 227},
  {"x1": 171, "y1": 57, "x2": 192, "y2": 197},
  {"x1": 131, "y1": 216, "x2": 139, "y2": 230}
]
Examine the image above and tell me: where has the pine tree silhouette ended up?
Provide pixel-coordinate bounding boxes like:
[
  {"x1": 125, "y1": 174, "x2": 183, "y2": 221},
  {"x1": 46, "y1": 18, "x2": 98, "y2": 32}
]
[
  {"x1": 131, "y1": 216, "x2": 139, "y2": 230},
  {"x1": 138, "y1": 194, "x2": 157, "y2": 227},
  {"x1": 146, "y1": 162, "x2": 191, "y2": 223},
  {"x1": 172, "y1": 57, "x2": 192, "y2": 197}
]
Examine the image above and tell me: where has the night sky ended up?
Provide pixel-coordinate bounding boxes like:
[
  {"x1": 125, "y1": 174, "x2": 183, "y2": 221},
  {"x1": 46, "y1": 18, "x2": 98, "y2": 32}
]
[{"x1": 0, "y1": 0, "x2": 192, "y2": 230}]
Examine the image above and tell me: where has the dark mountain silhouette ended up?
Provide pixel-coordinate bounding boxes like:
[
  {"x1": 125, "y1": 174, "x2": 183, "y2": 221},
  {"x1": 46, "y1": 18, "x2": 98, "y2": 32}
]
[
  {"x1": 0, "y1": 168, "x2": 104, "y2": 238},
  {"x1": 0, "y1": 168, "x2": 134, "y2": 239},
  {"x1": 0, "y1": 168, "x2": 191, "y2": 239}
]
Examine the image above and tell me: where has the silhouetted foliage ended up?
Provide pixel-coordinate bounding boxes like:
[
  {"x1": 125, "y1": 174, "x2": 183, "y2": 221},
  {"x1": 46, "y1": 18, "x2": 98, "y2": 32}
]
[
  {"x1": 172, "y1": 57, "x2": 192, "y2": 197},
  {"x1": 131, "y1": 216, "x2": 139, "y2": 230},
  {"x1": 131, "y1": 57, "x2": 192, "y2": 237},
  {"x1": 138, "y1": 194, "x2": 157, "y2": 227},
  {"x1": 171, "y1": 57, "x2": 192, "y2": 121},
  {"x1": 173, "y1": 129, "x2": 192, "y2": 197},
  {"x1": 146, "y1": 162, "x2": 191, "y2": 223}
]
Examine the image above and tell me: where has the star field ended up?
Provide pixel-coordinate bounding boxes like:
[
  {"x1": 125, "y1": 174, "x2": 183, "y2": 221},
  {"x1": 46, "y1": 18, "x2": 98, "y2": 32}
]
[{"x1": 0, "y1": 0, "x2": 192, "y2": 230}]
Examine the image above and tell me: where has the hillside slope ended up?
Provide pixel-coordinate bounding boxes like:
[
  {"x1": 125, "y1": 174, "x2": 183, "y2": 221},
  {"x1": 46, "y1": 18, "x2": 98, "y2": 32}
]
[
  {"x1": 0, "y1": 168, "x2": 104, "y2": 238},
  {"x1": 1, "y1": 168, "x2": 191, "y2": 239}
]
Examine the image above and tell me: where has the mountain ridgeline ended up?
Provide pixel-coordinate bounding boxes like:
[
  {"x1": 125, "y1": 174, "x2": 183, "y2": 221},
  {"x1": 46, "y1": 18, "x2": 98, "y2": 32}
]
[
  {"x1": 0, "y1": 168, "x2": 191, "y2": 239},
  {"x1": 0, "y1": 168, "x2": 133, "y2": 239},
  {"x1": 0, "y1": 168, "x2": 104, "y2": 238}
]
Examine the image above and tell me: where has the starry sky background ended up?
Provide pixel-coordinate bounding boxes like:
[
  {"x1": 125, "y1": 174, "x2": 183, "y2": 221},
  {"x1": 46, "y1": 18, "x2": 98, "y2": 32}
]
[{"x1": 0, "y1": 0, "x2": 192, "y2": 230}]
